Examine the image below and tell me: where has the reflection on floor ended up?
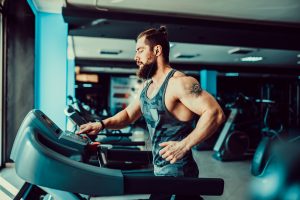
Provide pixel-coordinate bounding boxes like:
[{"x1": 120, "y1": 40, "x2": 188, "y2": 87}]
[
  {"x1": 0, "y1": 150, "x2": 254, "y2": 200},
  {"x1": 193, "y1": 151, "x2": 252, "y2": 200},
  {"x1": 0, "y1": 163, "x2": 24, "y2": 200}
]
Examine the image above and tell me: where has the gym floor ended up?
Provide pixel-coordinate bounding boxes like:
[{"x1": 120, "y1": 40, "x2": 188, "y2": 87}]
[{"x1": 0, "y1": 150, "x2": 254, "y2": 200}]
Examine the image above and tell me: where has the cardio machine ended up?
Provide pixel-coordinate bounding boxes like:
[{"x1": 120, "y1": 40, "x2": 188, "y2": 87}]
[
  {"x1": 213, "y1": 94, "x2": 261, "y2": 161},
  {"x1": 64, "y1": 96, "x2": 154, "y2": 170},
  {"x1": 250, "y1": 140, "x2": 300, "y2": 200},
  {"x1": 250, "y1": 102, "x2": 300, "y2": 177},
  {"x1": 10, "y1": 110, "x2": 224, "y2": 200}
]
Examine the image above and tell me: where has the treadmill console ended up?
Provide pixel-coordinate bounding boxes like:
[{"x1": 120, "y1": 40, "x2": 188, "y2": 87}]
[
  {"x1": 33, "y1": 110, "x2": 90, "y2": 151},
  {"x1": 37, "y1": 111, "x2": 63, "y2": 137}
]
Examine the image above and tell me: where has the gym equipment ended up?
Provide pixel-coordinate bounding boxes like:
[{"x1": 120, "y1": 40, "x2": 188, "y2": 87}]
[
  {"x1": 251, "y1": 100, "x2": 284, "y2": 176},
  {"x1": 251, "y1": 136, "x2": 273, "y2": 177},
  {"x1": 66, "y1": 95, "x2": 103, "y2": 123},
  {"x1": 65, "y1": 96, "x2": 152, "y2": 169},
  {"x1": 213, "y1": 94, "x2": 261, "y2": 161},
  {"x1": 11, "y1": 110, "x2": 224, "y2": 200},
  {"x1": 97, "y1": 146, "x2": 152, "y2": 169},
  {"x1": 250, "y1": 140, "x2": 300, "y2": 200},
  {"x1": 251, "y1": 127, "x2": 300, "y2": 177}
]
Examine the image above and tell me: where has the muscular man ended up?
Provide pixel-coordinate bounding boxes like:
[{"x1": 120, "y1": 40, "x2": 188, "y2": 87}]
[{"x1": 78, "y1": 26, "x2": 225, "y2": 200}]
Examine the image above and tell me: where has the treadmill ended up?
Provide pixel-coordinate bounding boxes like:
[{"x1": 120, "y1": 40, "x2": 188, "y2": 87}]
[{"x1": 10, "y1": 110, "x2": 224, "y2": 200}]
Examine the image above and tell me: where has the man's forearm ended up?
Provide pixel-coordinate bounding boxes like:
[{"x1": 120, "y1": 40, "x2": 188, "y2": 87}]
[
  {"x1": 102, "y1": 109, "x2": 134, "y2": 130},
  {"x1": 182, "y1": 109, "x2": 225, "y2": 150}
]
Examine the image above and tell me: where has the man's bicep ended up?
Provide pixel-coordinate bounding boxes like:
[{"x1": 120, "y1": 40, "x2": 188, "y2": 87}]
[
  {"x1": 176, "y1": 76, "x2": 206, "y2": 114},
  {"x1": 125, "y1": 97, "x2": 142, "y2": 122},
  {"x1": 180, "y1": 90, "x2": 216, "y2": 115}
]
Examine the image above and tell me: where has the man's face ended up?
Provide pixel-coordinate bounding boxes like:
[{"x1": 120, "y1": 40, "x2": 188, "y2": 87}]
[{"x1": 134, "y1": 37, "x2": 157, "y2": 79}]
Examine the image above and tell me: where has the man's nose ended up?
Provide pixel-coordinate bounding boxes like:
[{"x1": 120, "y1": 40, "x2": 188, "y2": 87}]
[{"x1": 134, "y1": 53, "x2": 139, "y2": 61}]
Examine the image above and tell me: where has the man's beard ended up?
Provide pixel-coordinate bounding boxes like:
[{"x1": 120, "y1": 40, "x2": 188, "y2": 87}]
[{"x1": 136, "y1": 59, "x2": 157, "y2": 80}]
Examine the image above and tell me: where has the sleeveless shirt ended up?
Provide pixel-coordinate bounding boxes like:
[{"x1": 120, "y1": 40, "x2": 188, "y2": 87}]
[{"x1": 140, "y1": 69, "x2": 199, "y2": 177}]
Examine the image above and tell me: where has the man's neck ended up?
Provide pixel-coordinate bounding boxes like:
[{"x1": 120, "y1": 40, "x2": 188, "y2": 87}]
[{"x1": 151, "y1": 64, "x2": 172, "y2": 87}]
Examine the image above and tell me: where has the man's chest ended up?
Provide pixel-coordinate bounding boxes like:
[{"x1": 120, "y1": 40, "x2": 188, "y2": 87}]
[{"x1": 146, "y1": 84, "x2": 178, "y2": 110}]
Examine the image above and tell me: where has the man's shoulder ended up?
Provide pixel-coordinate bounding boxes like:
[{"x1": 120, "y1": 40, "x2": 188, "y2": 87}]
[
  {"x1": 171, "y1": 71, "x2": 198, "y2": 85},
  {"x1": 169, "y1": 71, "x2": 200, "y2": 96}
]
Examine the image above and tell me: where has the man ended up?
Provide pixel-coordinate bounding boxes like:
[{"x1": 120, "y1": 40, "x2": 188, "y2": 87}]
[{"x1": 78, "y1": 26, "x2": 225, "y2": 199}]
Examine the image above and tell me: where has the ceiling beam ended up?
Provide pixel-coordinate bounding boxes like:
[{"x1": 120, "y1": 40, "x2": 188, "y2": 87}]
[
  {"x1": 63, "y1": 6, "x2": 300, "y2": 50},
  {"x1": 75, "y1": 58, "x2": 300, "y2": 75}
]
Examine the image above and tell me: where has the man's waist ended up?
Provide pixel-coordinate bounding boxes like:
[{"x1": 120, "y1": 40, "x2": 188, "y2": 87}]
[{"x1": 153, "y1": 151, "x2": 193, "y2": 167}]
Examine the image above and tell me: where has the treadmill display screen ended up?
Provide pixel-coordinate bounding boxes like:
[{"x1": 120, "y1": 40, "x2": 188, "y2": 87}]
[{"x1": 39, "y1": 113, "x2": 62, "y2": 137}]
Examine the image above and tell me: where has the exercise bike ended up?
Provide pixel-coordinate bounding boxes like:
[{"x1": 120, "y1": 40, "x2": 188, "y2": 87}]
[
  {"x1": 251, "y1": 102, "x2": 300, "y2": 177},
  {"x1": 251, "y1": 99, "x2": 284, "y2": 176},
  {"x1": 250, "y1": 139, "x2": 300, "y2": 200},
  {"x1": 213, "y1": 94, "x2": 261, "y2": 161}
]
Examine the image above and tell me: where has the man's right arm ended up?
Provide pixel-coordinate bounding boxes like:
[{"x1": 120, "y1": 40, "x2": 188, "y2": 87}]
[
  {"x1": 102, "y1": 97, "x2": 142, "y2": 130},
  {"x1": 78, "y1": 88, "x2": 143, "y2": 136}
]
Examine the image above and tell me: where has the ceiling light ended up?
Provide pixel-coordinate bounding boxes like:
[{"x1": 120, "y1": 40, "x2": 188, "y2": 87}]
[
  {"x1": 99, "y1": 50, "x2": 122, "y2": 55},
  {"x1": 228, "y1": 48, "x2": 257, "y2": 55},
  {"x1": 241, "y1": 56, "x2": 263, "y2": 62},
  {"x1": 169, "y1": 43, "x2": 175, "y2": 48},
  {"x1": 174, "y1": 53, "x2": 200, "y2": 59},
  {"x1": 297, "y1": 54, "x2": 300, "y2": 58},
  {"x1": 225, "y1": 73, "x2": 239, "y2": 77}
]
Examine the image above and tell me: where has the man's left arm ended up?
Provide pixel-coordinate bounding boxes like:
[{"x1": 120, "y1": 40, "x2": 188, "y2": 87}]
[{"x1": 159, "y1": 76, "x2": 225, "y2": 164}]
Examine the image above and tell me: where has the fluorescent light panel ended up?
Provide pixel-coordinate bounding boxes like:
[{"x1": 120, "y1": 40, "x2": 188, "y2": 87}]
[
  {"x1": 228, "y1": 47, "x2": 257, "y2": 55},
  {"x1": 174, "y1": 53, "x2": 200, "y2": 59},
  {"x1": 225, "y1": 72, "x2": 239, "y2": 77},
  {"x1": 241, "y1": 56, "x2": 263, "y2": 62}
]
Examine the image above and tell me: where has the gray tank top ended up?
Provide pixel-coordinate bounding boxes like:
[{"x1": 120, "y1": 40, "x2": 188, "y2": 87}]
[{"x1": 140, "y1": 69, "x2": 198, "y2": 177}]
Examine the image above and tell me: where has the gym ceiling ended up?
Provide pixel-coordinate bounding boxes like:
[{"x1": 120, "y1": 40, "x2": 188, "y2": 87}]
[{"x1": 32, "y1": 0, "x2": 300, "y2": 74}]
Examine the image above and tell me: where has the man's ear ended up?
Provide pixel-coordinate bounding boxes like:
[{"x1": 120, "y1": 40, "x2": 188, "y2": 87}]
[
  {"x1": 155, "y1": 47, "x2": 159, "y2": 55},
  {"x1": 154, "y1": 45, "x2": 162, "y2": 56}
]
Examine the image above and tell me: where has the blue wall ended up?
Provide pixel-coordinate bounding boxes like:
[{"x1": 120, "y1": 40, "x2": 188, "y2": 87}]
[
  {"x1": 28, "y1": 0, "x2": 74, "y2": 129},
  {"x1": 200, "y1": 70, "x2": 217, "y2": 97}
]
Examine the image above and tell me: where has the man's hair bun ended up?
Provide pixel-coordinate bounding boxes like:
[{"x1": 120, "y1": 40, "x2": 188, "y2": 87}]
[{"x1": 158, "y1": 26, "x2": 167, "y2": 35}]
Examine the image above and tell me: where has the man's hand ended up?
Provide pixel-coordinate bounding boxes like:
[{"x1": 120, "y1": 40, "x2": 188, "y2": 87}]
[
  {"x1": 77, "y1": 122, "x2": 102, "y2": 136},
  {"x1": 159, "y1": 141, "x2": 190, "y2": 164}
]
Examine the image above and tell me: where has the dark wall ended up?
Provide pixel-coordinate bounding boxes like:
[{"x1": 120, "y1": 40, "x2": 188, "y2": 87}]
[
  {"x1": 3, "y1": 0, "x2": 34, "y2": 161},
  {"x1": 217, "y1": 75, "x2": 300, "y2": 128}
]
